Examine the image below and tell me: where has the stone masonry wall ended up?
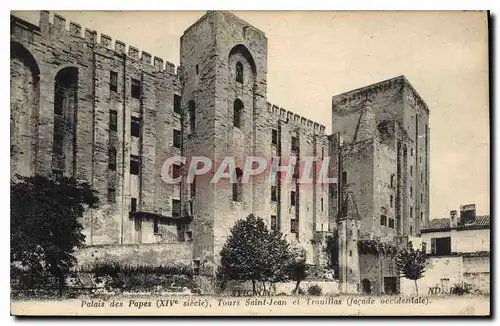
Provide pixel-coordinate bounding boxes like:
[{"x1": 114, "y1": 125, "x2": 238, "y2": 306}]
[{"x1": 75, "y1": 242, "x2": 193, "y2": 268}]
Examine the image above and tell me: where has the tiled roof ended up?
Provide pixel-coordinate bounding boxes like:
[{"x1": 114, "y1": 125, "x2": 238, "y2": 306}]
[
  {"x1": 459, "y1": 215, "x2": 490, "y2": 228},
  {"x1": 422, "y1": 215, "x2": 490, "y2": 232},
  {"x1": 425, "y1": 218, "x2": 449, "y2": 230}
]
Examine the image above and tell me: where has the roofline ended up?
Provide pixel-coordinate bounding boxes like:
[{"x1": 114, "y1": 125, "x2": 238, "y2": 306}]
[
  {"x1": 331, "y1": 75, "x2": 429, "y2": 114},
  {"x1": 421, "y1": 225, "x2": 490, "y2": 233}
]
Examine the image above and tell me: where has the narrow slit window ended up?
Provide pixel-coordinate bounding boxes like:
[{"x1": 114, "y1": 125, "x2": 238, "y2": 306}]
[
  {"x1": 236, "y1": 61, "x2": 243, "y2": 83},
  {"x1": 110, "y1": 71, "x2": 118, "y2": 92}
]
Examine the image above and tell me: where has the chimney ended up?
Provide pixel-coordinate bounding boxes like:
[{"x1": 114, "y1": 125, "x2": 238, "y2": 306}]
[
  {"x1": 450, "y1": 210, "x2": 458, "y2": 228},
  {"x1": 460, "y1": 204, "x2": 476, "y2": 225}
]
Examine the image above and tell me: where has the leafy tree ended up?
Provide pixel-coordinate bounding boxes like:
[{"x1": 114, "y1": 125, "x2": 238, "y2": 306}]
[
  {"x1": 396, "y1": 243, "x2": 428, "y2": 296},
  {"x1": 219, "y1": 214, "x2": 300, "y2": 294},
  {"x1": 324, "y1": 231, "x2": 339, "y2": 278},
  {"x1": 11, "y1": 175, "x2": 99, "y2": 296}
]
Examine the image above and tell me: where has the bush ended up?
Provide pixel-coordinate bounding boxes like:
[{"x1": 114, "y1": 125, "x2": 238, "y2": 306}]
[
  {"x1": 307, "y1": 284, "x2": 322, "y2": 296},
  {"x1": 450, "y1": 283, "x2": 472, "y2": 296},
  {"x1": 82, "y1": 263, "x2": 192, "y2": 278}
]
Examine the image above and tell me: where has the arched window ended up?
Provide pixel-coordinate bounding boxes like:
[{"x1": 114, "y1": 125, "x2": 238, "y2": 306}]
[
  {"x1": 188, "y1": 100, "x2": 196, "y2": 132},
  {"x1": 236, "y1": 61, "x2": 243, "y2": 84},
  {"x1": 232, "y1": 167, "x2": 243, "y2": 202},
  {"x1": 233, "y1": 99, "x2": 243, "y2": 128}
]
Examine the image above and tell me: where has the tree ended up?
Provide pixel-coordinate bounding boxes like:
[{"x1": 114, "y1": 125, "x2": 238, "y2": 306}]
[
  {"x1": 287, "y1": 247, "x2": 308, "y2": 294},
  {"x1": 11, "y1": 175, "x2": 99, "y2": 296},
  {"x1": 219, "y1": 214, "x2": 298, "y2": 294},
  {"x1": 396, "y1": 243, "x2": 428, "y2": 296},
  {"x1": 324, "y1": 232, "x2": 339, "y2": 278}
]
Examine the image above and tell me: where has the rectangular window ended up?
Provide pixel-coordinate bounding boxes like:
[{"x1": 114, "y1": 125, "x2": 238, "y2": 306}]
[
  {"x1": 131, "y1": 197, "x2": 137, "y2": 212},
  {"x1": 172, "y1": 199, "x2": 181, "y2": 218},
  {"x1": 411, "y1": 148, "x2": 414, "y2": 156},
  {"x1": 153, "y1": 217, "x2": 159, "y2": 234},
  {"x1": 422, "y1": 242, "x2": 427, "y2": 254},
  {"x1": 195, "y1": 64, "x2": 199, "y2": 75},
  {"x1": 290, "y1": 219, "x2": 298, "y2": 233},
  {"x1": 290, "y1": 191, "x2": 296, "y2": 206},
  {"x1": 390, "y1": 195, "x2": 393, "y2": 208},
  {"x1": 173, "y1": 129, "x2": 182, "y2": 148},
  {"x1": 380, "y1": 215, "x2": 387, "y2": 226},
  {"x1": 410, "y1": 165, "x2": 413, "y2": 177},
  {"x1": 321, "y1": 198, "x2": 324, "y2": 212},
  {"x1": 431, "y1": 237, "x2": 451, "y2": 255},
  {"x1": 131, "y1": 116, "x2": 141, "y2": 137},
  {"x1": 108, "y1": 188, "x2": 116, "y2": 203},
  {"x1": 410, "y1": 186, "x2": 413, "y2": 197},
  {"x1": 53, "y1": 133, "x2": 63, "y2": 155},
  {"x1": 130, "y1": 155, "x2": 140, "y2": 175},
  {"x1": 390, "y1": 174, "x2": 395, "y2": 188},
  {"x1": 271, "y1": 215, "x2": 277, "y2": 231},
  {"x1": 110, "y1": 71, "x2": 118, "y2": 92},
  {"x1": 291, "y1": 136, "x2": 299, "y2": 152},
  {"x1": 271, "y1": 186, "x2": 277, "y2": 202},
  {"x1": 173, "y1": 94, "x2": 182, "y2": 114},
  {"x1": 272, "y1": 129, "x2": 278, "y2": 146},
  {"x1": 421, "y1": 211, "x2": 424, "y2": 222},
  {"x1": 388, "y1": 218, "x2": 394, "y2": 228},
  {"x1": 410, "y1": 207, "x2": 413, "y2": 219},
  {"x1": 108, "y1": 148, "x2": 116, "y2": 170},
  {"x1": 420, "y1": 172, "x2": 423, "y2": 182},
  {"x1": 109, "y1": 110, "x2": 118, "y2": 132},
  {"x1": 421, "y1": 193, "x2": 423, "y2": 203},
  {"x1": 342, "y1": 171, "x2": 347, "y2": 185},
  {"x1": 131, "y1": 78, "x2": 141, "y2": 99}
]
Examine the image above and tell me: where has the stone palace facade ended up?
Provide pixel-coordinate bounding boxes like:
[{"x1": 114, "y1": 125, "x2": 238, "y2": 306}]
[{"x1": 10, "y1": 10, "x2": 430, "y2": 294}]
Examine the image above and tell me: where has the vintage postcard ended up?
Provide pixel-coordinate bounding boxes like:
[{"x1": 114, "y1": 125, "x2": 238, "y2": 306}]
[{"x1": 10, "y1": 10, "x2": 490, "y2": 316}]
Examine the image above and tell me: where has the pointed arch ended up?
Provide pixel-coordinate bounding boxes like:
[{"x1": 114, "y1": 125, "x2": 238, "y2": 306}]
[
  {"x1": 229, "y1": 44, "x2": 256, "y2": 75},
  {"x1": 10, "y1": 41, "x2": 41, "y2": 177}
]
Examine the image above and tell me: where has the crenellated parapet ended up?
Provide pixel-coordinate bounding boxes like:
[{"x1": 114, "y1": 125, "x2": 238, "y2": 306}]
[
  {"x1": 33, "y1": 11, "x2": 179, "y2": 75},
  {"x1": 266, "y1": 102, "x2": 325, "y2": 135}
]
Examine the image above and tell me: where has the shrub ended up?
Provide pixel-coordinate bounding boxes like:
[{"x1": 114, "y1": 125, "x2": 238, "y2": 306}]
[
  {"x1": 307, "y1": 284, "x2": 322, "y2": 296},
  {"x1": 451, "y1": 283, "x2": 472, "y2": 296}
]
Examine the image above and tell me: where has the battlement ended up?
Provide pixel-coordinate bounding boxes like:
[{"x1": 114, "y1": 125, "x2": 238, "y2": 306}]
[
  {"x1": 266, "y1": 102, "x2": 325, "y2": 135},
  {"x1": 34, "y1": 11, "x2": 179, "y2": 75}
]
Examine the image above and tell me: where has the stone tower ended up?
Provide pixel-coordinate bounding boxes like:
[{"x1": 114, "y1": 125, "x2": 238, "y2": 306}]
[
  {"x1": 338, "y1": 191, "x2": 361, "y2": 294},
  {"x1": 329, "y1": 77, "x2": 429, "y2": 294},
  {"x1": 179, "y1": 11, "x2": 268, "y2": 278}
]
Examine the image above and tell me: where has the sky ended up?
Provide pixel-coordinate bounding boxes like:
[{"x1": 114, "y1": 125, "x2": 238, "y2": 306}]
[{"x1": 12, "y1": 10, "x2": 490, "y2": 218}]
